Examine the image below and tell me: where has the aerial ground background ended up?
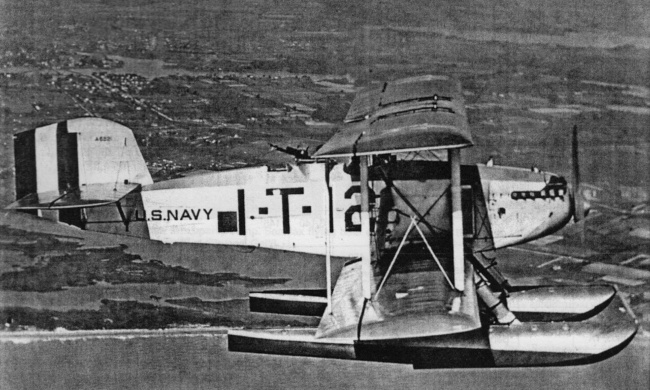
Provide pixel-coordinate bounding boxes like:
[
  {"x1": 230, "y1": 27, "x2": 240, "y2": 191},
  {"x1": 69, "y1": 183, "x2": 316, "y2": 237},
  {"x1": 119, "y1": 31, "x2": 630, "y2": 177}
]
[{"x1": 0, "y1": 0, "x2": 648, "y2": 345}]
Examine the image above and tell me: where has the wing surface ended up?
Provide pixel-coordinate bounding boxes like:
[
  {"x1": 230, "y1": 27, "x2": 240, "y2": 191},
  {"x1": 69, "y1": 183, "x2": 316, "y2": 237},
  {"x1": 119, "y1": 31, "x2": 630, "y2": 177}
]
[
  {"x1": 315, "y1": 75, "x2": 472, "y2": 158},
  {"x1": 344, "y1": 74, "x2": 463, "y2": 123}
]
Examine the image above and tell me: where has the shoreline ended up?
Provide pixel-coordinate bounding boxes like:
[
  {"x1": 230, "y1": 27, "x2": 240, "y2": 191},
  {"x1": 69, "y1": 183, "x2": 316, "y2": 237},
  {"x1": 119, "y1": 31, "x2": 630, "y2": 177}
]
[{"x1": 0, "y1": 326, "x2": 232, "y2": 344}]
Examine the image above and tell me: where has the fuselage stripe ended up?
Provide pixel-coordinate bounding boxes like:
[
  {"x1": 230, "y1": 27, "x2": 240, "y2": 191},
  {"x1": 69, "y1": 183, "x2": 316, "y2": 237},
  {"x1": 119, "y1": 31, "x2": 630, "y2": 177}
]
[{"x1": 238, "y1": 189, "x2": 246, "y2": 235}]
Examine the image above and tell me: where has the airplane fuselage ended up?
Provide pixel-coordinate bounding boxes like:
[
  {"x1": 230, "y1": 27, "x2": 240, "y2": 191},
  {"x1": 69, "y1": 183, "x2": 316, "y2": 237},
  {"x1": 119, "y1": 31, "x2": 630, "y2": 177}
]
[{"x1": 81, "y1": 159, "x2": 573, "y2": 258}]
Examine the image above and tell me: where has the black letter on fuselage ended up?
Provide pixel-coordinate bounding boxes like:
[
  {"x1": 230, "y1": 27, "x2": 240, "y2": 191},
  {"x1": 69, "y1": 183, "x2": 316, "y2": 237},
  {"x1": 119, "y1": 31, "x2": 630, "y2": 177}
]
[
  {"x1": 151, "y1": 210, "x2": 162, "y2": 221},
  {"x1": 266, "y1": 187, "x2": 304, "y2": 234},
  {"x1": 344, "y1": 185, "x2": 376, "y2": 232}
]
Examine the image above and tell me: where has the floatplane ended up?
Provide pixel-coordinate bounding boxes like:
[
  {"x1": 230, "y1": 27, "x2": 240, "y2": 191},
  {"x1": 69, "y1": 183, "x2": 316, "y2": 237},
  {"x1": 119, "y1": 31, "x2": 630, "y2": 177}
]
[{"x1": 7, "y1": 75, "x2": 637, "y2": 368}]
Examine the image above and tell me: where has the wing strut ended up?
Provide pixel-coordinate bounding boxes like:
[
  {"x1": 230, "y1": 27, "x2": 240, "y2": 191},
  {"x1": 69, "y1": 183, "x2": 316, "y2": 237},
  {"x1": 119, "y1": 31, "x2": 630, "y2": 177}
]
[
  {"x1": 323, "y1": 162, "x2": 333, "y2": 314},
  {"x1": 449, "y1": 149, "x2": 465, "y2": 312},
  {"x1": 115, "y1": 202, "x2": 131, "y2": 232},
  {"x1": 360, "y1": 155, "x2": 373, "y2": 300},
  {"x1": 378, "y1": 166, "x2": 446, "y2": 235},
  {"x1": 375, "y1": 216, "x2": 456, "y2": 299}
]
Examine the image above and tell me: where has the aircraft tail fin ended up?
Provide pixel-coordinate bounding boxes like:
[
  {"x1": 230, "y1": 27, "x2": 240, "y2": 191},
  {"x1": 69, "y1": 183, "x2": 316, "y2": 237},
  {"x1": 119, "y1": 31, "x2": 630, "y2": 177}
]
[{"x1": 10, "y1": 118, "x2": 152, "y2": 214}]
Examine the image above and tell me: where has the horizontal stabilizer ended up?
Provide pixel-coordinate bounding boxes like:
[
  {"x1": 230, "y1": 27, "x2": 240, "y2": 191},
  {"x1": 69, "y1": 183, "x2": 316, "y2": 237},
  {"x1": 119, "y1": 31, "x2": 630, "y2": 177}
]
[{"x1": 7, "y1": 182, "x2": 140, "y2": 210}]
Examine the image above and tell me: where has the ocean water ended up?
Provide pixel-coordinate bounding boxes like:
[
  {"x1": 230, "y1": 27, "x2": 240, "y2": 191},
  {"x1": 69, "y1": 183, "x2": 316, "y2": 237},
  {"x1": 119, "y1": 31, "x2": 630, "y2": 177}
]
[{"x1": 1, "y1": 330, "x2": 648, "y2": 390}]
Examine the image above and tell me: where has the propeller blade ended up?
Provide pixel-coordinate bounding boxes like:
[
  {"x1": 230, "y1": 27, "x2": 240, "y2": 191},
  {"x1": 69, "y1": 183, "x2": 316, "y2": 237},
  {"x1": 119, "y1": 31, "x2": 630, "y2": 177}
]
[{"x1": 571, "y1": 125, "x2": 586, "y2": 222}]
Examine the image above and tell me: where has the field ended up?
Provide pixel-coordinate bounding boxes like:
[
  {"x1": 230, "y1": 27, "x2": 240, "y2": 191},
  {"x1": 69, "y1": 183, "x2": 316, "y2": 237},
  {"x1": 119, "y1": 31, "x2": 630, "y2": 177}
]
[{"x1": 0, "y1": 0, "x2": 649, "y2": 347}]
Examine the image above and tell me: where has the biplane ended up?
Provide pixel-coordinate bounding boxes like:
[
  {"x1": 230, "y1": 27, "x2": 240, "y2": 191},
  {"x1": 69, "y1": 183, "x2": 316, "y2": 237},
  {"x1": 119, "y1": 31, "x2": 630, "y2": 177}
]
[{"x1": 7, "y1": 75, "x2": 637, "y2": 368}]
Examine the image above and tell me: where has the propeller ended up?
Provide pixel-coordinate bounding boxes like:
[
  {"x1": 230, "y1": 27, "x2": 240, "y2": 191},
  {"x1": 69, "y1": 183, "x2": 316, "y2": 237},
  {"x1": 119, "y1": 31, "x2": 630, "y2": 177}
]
[{"x1": 570, "y1": 125, "x2": 590, "y2": 222}]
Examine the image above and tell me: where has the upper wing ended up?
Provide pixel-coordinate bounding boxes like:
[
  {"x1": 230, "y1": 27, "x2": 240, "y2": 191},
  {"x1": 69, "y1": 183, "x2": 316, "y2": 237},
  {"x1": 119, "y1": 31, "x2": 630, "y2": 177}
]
[
  {"x1": 344, "y1": 74, "x2": 464, "y2": 123},
  {"x1": 314, "y1": 75, "x2": 472, "y2": 158}
]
